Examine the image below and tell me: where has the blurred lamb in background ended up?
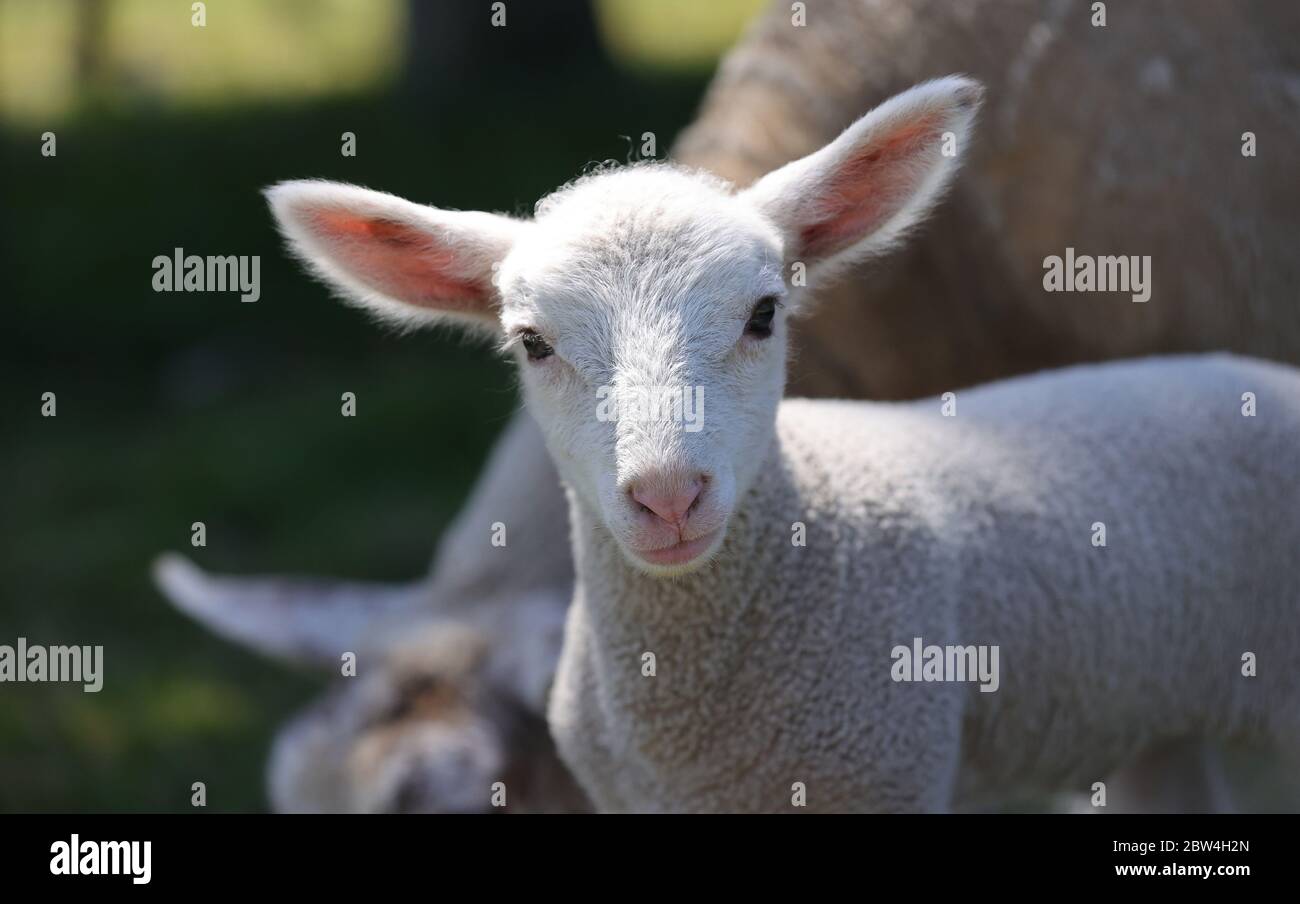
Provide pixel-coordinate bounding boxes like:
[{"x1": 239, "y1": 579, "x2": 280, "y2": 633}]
[
  {"x1": 158, "y1": 414, "x2": 588, "y2": 812},
  {"x1": 156, "y1": 0, "x2": 1300, "y2": 812}
]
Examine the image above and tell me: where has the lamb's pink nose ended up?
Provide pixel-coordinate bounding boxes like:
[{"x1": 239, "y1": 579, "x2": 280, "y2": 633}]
[{"x1": 630, "y1": 476, "x2": 704, "y2": 527}]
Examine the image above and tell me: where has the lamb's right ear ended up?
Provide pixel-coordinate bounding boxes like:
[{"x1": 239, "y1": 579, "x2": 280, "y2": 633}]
[
  {"x1": 742, "y1": 76, "x2": 983, "y2": 280},
  {"x1": 264, "y1": 181, "x2": 526, "y2": 332}
]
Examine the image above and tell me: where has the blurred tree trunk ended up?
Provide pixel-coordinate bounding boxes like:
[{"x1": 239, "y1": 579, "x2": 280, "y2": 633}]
[
  {"x1": 403, "y1": 0, "x2": 606, "y2": 96},
  {"x1": 74, "y1": 0, "x2": 110, "y2": 90}
]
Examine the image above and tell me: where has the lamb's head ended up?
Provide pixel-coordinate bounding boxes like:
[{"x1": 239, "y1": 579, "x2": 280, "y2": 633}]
[
  {"x1": 267, "y1": 618, "x2": 581, "y2": 814},
  {"x1": 267, "y1": 621, "x2": 508, "y2": 814},
  {"x1": 153, "y1": 555, "x2": 585, "y2": 812},
  {"x1": 267, "y1": 76, "x2": 982, "y2": 575}
]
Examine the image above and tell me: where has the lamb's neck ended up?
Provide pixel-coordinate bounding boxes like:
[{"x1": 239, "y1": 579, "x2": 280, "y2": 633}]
[{"x1": 559, "y1": 458, "x2": 848, "y2": 782}]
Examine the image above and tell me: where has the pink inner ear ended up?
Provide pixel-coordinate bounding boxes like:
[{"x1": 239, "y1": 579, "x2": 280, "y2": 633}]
[
  {"x1": 799, "y1": 113, "x2": 945, "y2": 260},
  {"x1": 308, "y1": 209, "x2": 489, "y2": 313}
]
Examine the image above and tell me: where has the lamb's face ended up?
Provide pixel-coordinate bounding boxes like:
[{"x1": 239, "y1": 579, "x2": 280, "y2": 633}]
[
  {"x1": 496, "y1": 168, "x2": 788, "y2": 575},
  {"x1": 265, "y1": 77, "x2": 982, "y2": 574}
]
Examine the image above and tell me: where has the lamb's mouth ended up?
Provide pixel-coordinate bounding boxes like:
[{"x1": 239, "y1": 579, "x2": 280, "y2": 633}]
[{"x1": 629, "y1": 527, "x2": 724, "y2": 570}]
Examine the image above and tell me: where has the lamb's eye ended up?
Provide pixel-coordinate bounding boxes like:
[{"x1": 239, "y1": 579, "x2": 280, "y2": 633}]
[
  {"x1": 520, "y1": 330, "x2": 554, "y2": 361},
  {"x1": 745, "y1": 296, "x2": 778, "y2": 338}
]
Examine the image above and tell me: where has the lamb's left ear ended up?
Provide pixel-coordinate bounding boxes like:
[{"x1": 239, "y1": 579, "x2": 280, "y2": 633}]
[
  {"x1": 742, "y1": 75, "x2": 983, "y2": 278},
  {"x1": 265, "y1": 180, "x2": 527, "y2": 332}
]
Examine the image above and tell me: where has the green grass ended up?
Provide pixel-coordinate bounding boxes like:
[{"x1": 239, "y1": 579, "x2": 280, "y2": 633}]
[{"x1": 0, "y1": 60, "x2": 710, "y2": 811}]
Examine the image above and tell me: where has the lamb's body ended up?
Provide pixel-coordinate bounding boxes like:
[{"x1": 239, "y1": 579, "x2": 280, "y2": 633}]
[
  {"x1": 549, "y1": 354, "x2": 1300, "y2": 812},
  {"x1": 261, "y1": 72, "x2": 1297, "y2": 812}
]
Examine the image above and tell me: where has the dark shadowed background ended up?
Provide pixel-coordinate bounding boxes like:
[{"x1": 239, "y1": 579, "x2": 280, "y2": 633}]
[{"x1": 0, "y1": 0, "x2": 766, "y2": 812}]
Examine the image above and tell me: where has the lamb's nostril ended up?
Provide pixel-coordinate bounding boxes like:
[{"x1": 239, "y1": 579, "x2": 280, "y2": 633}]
[{"x1": 688, "y1": 476, "x2": 708, "y2": 513}]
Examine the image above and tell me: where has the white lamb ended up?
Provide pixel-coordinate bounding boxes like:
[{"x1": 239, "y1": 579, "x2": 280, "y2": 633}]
[{"x1": 264, "y1": 76, "x2": 1300, "y2": 812}]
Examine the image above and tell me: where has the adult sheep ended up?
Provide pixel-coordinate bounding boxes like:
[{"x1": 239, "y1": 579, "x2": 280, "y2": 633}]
[{"x1": 680, "y1": 0, "x2": 1300, "y2": 399}]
